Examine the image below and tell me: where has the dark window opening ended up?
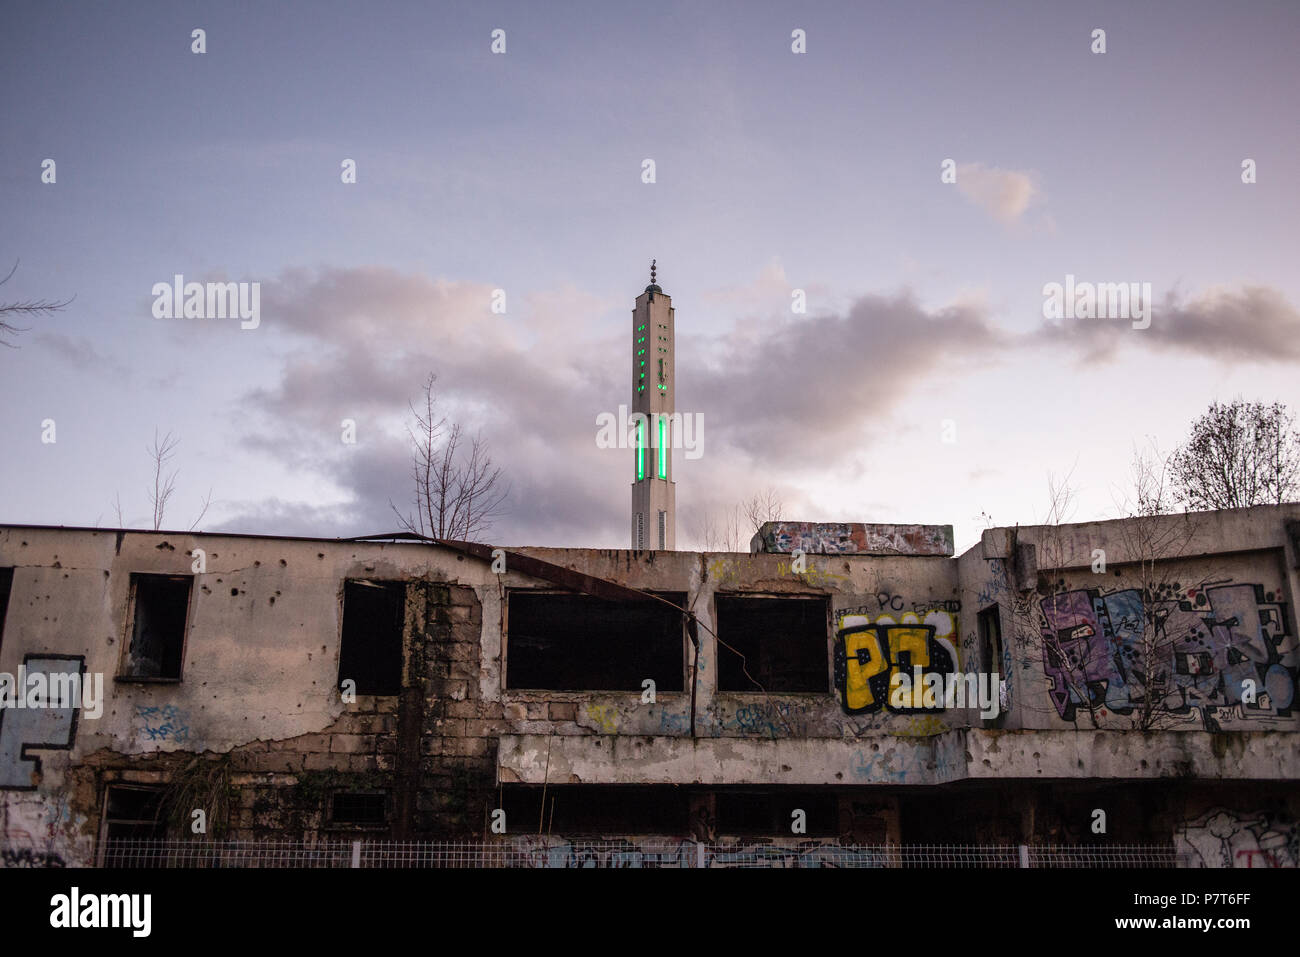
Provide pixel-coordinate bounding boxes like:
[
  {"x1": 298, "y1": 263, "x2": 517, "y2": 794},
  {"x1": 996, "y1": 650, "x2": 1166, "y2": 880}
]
[
  {"x1": 0, "y1": 567, "x2": 12, "y2": 654},
  {"x1": 330, "y1": 791, "x2": 388, "y2": 827},
  {"x1": 716, "y1": 596, "x2": 829, "y2": 692},
  {"x1": 121, "y1": 574, "x2": 191, "y2": 680},
  {"x1": 101, "y1": 785, "x2": 167, "y2": 866},
  {"x1": 978, "y1": 605, "x2": 1003, "y2": 676},
  {"x1": 338, "y1": 580, "x2": 405, "y2": 696},
  {"x1": 900, "y1": 791, "x2": 1009, "y2": 844},
  {"x1": 715, "y1": 790, "x2": 838, "y2": 837},
  {"x1": 501, "y1": 786, "x2": 689, "y2": 835},
  {"x1": 506, "y1": 592, "x2": 685, "y2": 692}
]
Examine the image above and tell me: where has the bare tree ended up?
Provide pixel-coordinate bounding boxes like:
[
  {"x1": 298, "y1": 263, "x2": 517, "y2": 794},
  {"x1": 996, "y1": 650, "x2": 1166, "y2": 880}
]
[
  {"x1": 0, "y1": 260, "x2": 74, "y2": 347},
  {"x1": 1170, "y1": 398, "x2": 1300, "y2": 510},
  {"x1": 148, "y1": 431, "x2": 180, "y2": 531},
  {"x1": 692, "y1": 486, "x2": 783, "y2": 551},
  {"x1": 391, "y1": 373, "x2": 509, "y2": 541},
  {"x1": 742, "y1": 486, "x2": 783, "y2": 535},
  {"x1": 694, "y1": 505, "x2": 745, "y2": 552},
  {"x1": 110, "y1": 430, "x2": 211, "y2": 530},
  {"x1": 997, "y1": 471, "x2": 1108, "y2": 729}
]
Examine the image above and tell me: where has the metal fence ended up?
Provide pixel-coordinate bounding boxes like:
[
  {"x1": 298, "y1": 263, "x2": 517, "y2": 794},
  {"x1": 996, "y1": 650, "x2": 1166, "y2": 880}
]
[{"x1": 85, "y1": 839, "x2": 1182, "y2": 868}]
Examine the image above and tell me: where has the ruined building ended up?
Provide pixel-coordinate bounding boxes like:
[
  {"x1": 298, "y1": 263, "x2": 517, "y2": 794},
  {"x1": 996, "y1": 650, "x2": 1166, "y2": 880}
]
[{"x1": 0, "y1": 505, "x2": 1297, "y2": 867}]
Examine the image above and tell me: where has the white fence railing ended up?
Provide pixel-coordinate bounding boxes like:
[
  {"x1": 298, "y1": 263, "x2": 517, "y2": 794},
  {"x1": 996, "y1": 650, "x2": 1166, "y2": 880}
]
[{"x1": 72, "y1": 839, "x2": 1184, "y2": 869}]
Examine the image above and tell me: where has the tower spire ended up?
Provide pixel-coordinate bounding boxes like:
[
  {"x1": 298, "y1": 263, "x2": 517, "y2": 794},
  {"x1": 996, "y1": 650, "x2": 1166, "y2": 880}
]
[{"x1": 630, "y1": 263, "x2": 675, "y2": 550}]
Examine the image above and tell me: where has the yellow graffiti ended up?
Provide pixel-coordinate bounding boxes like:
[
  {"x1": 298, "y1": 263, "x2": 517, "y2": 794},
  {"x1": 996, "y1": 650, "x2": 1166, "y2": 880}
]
[
  {"x1": 886, "y1": 626, "x2": 931, "y2": 708},
  {"x1": 837, "y1": 610, "x2": 961, "y2": 671},
  {"x1": 836, "y1": 608, "x2": 963, "y2": 714},
  {"x1": 842, "y1": 629, "x2": 887, "y2": 711},
  {"x1": 707, "y1": 558, "x2": 739, "y2": 585},
  {"x1": 898, "y1": 715, "x2": 949, "y2": 737},
  {"x1": 776, "y1": 560, "x2": 850, "y2": 587},
  {"x1": 585, "y1": 703, "x2": 618, "y2": 734}
]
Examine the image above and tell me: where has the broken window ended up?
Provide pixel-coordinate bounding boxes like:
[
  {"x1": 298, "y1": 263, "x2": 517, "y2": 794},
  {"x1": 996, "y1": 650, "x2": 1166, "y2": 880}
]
[
  {"x1": 0, "y1": 567, "x2": 12, "y2": 654},
  {"x1": 100, "y1": 785, "x2": 167, "y2": 866},
  {"x1": 506, "y1": 591, "x2": 685, "y2": 691},
  {"x1": 978, "y1": 605, "x2": 1003, "y2": 675},
  {"x1": 120, "y1": 574, "x2": 192, "y2": 680},
  {"x1": 715, "y1": 595, "x2": 830, "y2": 692},
  {"x1": 714, "y1": 790, "x2": 838, "y2": 837},
  {"x1": 978, "y1": 605, "x2": 1005, "y2": 727},
  {"x1": 337, "y1": 580, "x2": 405, "y2": 696},
  {"x1": 330, "y1": 791, "x2": 388, "y2": 827}
]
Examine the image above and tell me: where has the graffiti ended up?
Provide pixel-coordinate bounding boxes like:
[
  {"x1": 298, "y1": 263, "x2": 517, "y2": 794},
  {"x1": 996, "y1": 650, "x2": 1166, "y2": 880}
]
[
  {"x1": 0, "y1": 822, "x2": 69, "y2": 868},
  {"x1": 511, "y1": 837, "x2": 694, "y2": 868},
  {"x1": 136, "y1": 704, "x2": 191, "y2": 743},
  {"x1": 976, "y1": 558, "x2": 1009, "y2": 608},
  {"x1": 657, "y1": 710, "x2": 691, "y2": 735},
  {"x1": 706, "y1": 842, "x2": 888, "y2": 868},
  {"x1": 839, "y1": 598, "x2": 961, "y2": 620},
  {"x1": 758, "y1": 522, "x2": 954, "y2": 557},
  {"x1": 0, "y1": 846, "x2": 66, "y2": 868},
  {"x1": 584, "y1": 703, "x2": 618, "y2": 734},
  {"x1": 875, "y1": 592, "x2": 905, "y2": 612},
  {"x1": 706, "y1": 558, "x2": 739, "y2": 585},
  {"x1": 850, "y1": 748, "x2": 909, "y2": 782},
  {"x1": 0, "y1": 656, "x2": 84, "y2": 790},
  {"x1": 504, "y1": 837, "x2": 888, "y2": 868},
  {"x1": 1176, "y1": 809, "x2": 1297, "y2": 868},
  {"x1": 915, "y1": 599, "x2": 960, "y2": 613},
  {"x1": 898, "y1": 714, "x2": 949, "y2": 737},
  {"x1": 776, "y1": 560, "x2": 848, "y2": 588},
  {"x1": 708, "y1": 700, "x2": 816, "y2": 738},
  {"x1": 833, "y1": 610, "x2": 960, "y2": 714},
  {"x1": 1038, "y1": 582, "x2": 1296, "y2": 723}
]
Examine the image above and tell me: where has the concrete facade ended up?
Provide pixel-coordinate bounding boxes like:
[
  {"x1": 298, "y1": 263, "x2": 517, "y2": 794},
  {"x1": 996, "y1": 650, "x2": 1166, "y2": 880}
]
[{"x1": 1, "y1": 506, "x2": 1297, "y2": 867}]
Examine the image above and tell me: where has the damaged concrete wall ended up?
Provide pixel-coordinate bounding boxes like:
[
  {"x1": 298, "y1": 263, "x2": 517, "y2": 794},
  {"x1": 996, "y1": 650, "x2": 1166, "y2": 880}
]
[
  {"x1": 1, "y1": 508, "x2": 1298, "y2": 867},
  {"x1": 967, "y1": 508, "x2": 1300, "y2": 733}
]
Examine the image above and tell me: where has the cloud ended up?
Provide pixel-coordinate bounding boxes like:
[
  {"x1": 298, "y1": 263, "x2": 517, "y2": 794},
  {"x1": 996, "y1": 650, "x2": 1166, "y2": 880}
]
[
  {"x1": 34, "y1": 332, "x2": 129, "y2": 377},
  {"x1": 1036, "y1": 285, "x2": 1300, "y2": 363},
  {"x1": 683, "y1": 291, "x2": 1008, "y2": 464},
  {"x1": 956, "y1": 163, "x2": 1040, "y2": 225},
  {"x1": 218, "y1": 266, "x2": 1010, "y2": 547},
  {"x1": 224, "y1": 266, "x2": 633, "y2": 544}
]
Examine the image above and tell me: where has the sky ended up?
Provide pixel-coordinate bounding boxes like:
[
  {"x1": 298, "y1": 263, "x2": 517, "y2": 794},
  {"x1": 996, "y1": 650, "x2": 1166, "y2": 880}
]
[{"x1": 2, "y1": 0, "x2": 1298, "y2": 553}]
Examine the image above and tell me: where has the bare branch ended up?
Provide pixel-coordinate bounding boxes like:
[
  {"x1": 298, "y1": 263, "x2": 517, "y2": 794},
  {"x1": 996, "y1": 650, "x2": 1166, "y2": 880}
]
[
  {"x1": 400, "y1": 374, "x2": 509, "y2": 543},
  {"x1": 188, "y1": 488, "x2": 214, "y2": 532},
  {"x1": 147, "y1": 430, "x2": 181, "y2": 531},
  {"x1": 0, "y1": 260, "x2": 75, "y2": 347}
]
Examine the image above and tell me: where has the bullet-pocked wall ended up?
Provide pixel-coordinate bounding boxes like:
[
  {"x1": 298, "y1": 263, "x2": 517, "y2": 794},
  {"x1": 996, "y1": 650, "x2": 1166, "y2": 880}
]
[{"x1": 1, "y1": 509, "x2": 1298, "y2": 867}]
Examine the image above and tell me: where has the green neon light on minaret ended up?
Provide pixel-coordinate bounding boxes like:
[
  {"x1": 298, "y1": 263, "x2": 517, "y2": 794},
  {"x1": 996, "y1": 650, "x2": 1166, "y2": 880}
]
[
  {"x1": 658, "y1": 417, "x2": 667, "y2": 479},
  {"x1": 636, "y1": 420, "x2": 644, "y2": 480}
]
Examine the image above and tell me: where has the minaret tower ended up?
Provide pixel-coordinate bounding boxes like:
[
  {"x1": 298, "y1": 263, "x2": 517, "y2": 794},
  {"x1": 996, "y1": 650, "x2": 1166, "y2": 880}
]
[{"x1": 631, "y1": 259, "x2": 675, "y2": 550}]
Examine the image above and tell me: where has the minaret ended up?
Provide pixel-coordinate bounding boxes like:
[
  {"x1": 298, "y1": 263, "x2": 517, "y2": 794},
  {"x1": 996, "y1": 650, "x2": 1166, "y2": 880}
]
[{"x1": 631, "y1": 260, "x2": 676, "y2": 550}]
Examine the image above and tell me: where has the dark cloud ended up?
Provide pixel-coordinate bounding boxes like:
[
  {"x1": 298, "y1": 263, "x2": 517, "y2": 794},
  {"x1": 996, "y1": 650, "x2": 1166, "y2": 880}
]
[
  {"x1": 682, "y1": 292, "x2": 1008, "y2": 462},
  {"x1": 1036, "y1": 286, "x2": 1300, "y2": 363}
]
